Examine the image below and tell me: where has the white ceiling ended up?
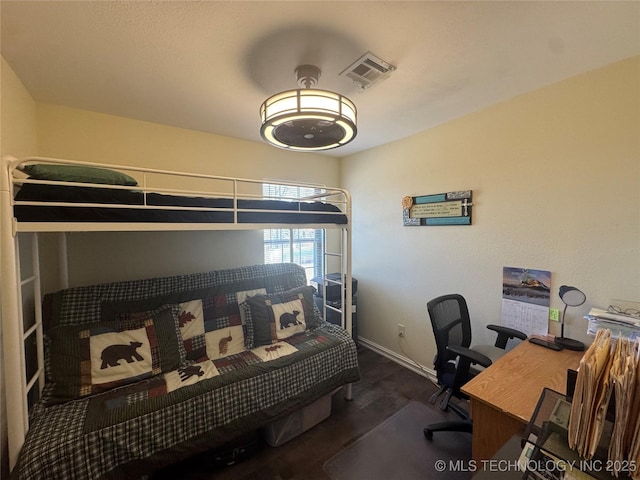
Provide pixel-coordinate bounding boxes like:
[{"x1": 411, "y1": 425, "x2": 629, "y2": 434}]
[{"x1": 1, "y1": 1, "x2": 639, "y2": 158}]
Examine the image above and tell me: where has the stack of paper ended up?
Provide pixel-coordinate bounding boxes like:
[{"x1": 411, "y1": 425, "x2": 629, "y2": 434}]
[
  {"x1": 568, "y1": 328, "x2": 640, "y2": 478},
  {"x1": 568, "y1": 329, "x2": 613, "y2": 459},
  {"x1": 586, "y1": 308, "x2": 640, "y2": 341},
  {"x1": 626, "y1": 352, "x2": 640, "y2": 480},
  {"x1": 589, "y1": 308, "x2": 640, "y2": 326},
  {"x1": 608, "y1": 337, "x2": 638, "y2": 476}
]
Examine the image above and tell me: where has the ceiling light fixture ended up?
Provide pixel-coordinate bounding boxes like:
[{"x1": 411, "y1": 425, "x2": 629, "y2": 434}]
[{"x1": 259, "y1": 65, "x2": 357, "y2": 152}]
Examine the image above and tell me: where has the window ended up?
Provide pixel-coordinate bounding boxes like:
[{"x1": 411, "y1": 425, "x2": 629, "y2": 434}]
[{"x1": 263, "y1": 183, "x2": 324, "y2": 283}]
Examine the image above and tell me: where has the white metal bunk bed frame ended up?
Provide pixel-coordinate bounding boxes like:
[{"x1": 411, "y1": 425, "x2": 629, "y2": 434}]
[{"x1": 0, "y1": 155, "x2": 352, "y2": 472}]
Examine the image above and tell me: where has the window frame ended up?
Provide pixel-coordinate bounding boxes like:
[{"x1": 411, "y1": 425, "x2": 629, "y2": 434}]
[{"x1": 262, "y1": 183, "x2": 326, "y2": 283}]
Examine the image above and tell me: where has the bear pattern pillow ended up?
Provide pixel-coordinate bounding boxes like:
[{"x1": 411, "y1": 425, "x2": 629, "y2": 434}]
[
  {"x1": 100, "y1": 282, "x2": 268, "y2": 359},
  {"x1": 47, "y1": 307, "x2": 180, "y2": 403},
  {"x1": 177, "y1": 287, "x2": 265, "y2": 361},
  {"x1": 247, "y1": 285, "x2": 319, "y2": 346}
]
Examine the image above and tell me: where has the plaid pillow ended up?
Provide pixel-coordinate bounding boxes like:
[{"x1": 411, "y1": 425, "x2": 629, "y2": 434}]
[
  {"x1": 247, "y1": 286, "x2": 319, "y2": 347},
  {"x1": 176, "y1": 287, "x2": 267, "y2": 360},
  {"x1": 46, "y1": 307, "x2": 180, "y2": 403}
]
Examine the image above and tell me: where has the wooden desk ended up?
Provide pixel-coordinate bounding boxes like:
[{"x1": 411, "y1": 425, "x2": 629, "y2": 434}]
[
  {"x1": 472, "y1": 435, "x2": 523, "y2": 480},
  {"x1": 461, "y1": 339, "x2": 583, "y2": 464}
]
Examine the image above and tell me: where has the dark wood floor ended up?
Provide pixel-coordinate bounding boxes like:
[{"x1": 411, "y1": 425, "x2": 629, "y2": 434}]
[{"x1": 154, "y1": 347, "x2": 469, "y2": 480}]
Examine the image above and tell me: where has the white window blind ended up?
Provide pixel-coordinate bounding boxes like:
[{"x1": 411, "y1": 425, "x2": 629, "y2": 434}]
[{"x1": 263, "y1": 183, "x2": 324, "y2": 283}]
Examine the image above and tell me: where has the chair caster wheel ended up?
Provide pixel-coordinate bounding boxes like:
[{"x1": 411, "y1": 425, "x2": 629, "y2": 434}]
[{"x1": 423, "y1": 428, "x2": 433, "y2": 440}]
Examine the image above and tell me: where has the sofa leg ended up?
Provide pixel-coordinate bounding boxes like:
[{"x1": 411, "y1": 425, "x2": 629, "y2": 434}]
[{"x1": 344, "y1": 383, "x2": 353, "y2": 400}]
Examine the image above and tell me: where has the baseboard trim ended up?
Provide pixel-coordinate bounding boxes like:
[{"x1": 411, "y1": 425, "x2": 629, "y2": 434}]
[{"x1": 357, "y1": 336, "x2": 437, "y2": 383}]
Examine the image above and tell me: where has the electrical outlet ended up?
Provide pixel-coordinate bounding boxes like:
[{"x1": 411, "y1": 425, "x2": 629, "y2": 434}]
[
  {"x1": 397, "y1": 324, "x2": 406, "y2": 337},
  {"x1": 549, "y1": 308, "x2": 560, "y2": 322}
]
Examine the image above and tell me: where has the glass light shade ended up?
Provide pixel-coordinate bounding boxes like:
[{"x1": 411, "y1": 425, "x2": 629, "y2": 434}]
[{"x1": 260, "y1": 88, "x2": 357, "y2": 151}]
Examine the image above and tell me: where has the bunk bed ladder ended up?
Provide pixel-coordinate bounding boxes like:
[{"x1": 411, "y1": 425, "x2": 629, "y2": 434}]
[
  {"x1": 1, "y1": 231, "x2": 44, "y2": 470},
  {"x1": 321, "y1": 227, "x2": 353, "y2": 400}
]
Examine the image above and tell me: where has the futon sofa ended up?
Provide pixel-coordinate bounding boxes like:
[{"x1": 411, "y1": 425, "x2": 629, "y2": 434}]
[{"x1": 13, "y1": 263, "x2": 360, "y2": 480}]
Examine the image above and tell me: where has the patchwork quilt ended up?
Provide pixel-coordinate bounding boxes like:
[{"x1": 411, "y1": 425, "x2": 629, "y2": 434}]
[{"x1": 13, "y1": 264, "x2": 360, "y2": 480}]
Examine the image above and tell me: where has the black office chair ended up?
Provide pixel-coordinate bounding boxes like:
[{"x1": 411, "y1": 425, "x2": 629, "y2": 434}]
[{"x1": 423, "y1": 293, "x2": 527, "y2": 439}]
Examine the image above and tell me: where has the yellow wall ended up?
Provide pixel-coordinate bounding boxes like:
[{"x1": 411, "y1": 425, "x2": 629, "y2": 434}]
[
  {"x1": 1, "y1": 57, "x2": 37, "y2": 157},
  {"x1": 342, "y1": 56, "x2": 640, "y2": 372},
  {"x1": 0, "y1": 57, "x2": 38, "y2": 479},
  {"x1": 34, "y1": 104, "x2": 341, "y2": 287},
  {"x1": 35, "y1": 103, "x2": 339, "y2": 183}
]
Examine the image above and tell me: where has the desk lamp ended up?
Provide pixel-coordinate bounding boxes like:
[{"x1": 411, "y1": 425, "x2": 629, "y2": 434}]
[{"x1": 555, "y1": 285, "x2": 586, "y2": 351}]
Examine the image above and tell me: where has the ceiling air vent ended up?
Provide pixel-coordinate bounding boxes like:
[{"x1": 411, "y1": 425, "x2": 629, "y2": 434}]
[{"x1": 340, "y1": 52, "x2": 396, "y2": 91}]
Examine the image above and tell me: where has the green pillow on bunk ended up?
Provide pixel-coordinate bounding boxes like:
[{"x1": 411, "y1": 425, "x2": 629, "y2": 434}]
[
  {"x1": 46, "y1": 307, "x2": 180, "y2": 403},
  {"x1": 247, "y1": 285, "x2": 320, "y2": 347},
  {"x1": 23, "y1": 163, "x2": 138, "y2": 186}
]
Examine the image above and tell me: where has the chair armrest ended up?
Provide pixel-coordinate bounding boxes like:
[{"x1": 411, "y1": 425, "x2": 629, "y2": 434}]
[
  {"x1": 487, "y1": 324, "x2": 527, "y2": 349},
  {"x1": 447, "y1": 345, "x2": 492, "y2": 369}
]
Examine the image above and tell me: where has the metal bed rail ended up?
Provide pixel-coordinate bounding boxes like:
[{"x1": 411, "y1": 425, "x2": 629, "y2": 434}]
[{"x1": 8, "y1": 156, "x2": 349, "y2": 224}]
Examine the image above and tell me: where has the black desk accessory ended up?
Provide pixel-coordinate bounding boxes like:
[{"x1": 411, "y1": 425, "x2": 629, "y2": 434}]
[
  {"x1": 529, "y1": 337, "x2": 563, "y2": 351},
  {"x1": 555, "y1": 285, "x2": 586, "y2": 351}
]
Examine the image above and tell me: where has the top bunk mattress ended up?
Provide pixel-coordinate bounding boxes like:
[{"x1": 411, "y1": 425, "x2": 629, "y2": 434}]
[
  {"x1": 10, "y1": 158, "x2": 348, "y2": 225},
  {"x1": 13, "y1": 184, "x2": 348, "y2": 225}
]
